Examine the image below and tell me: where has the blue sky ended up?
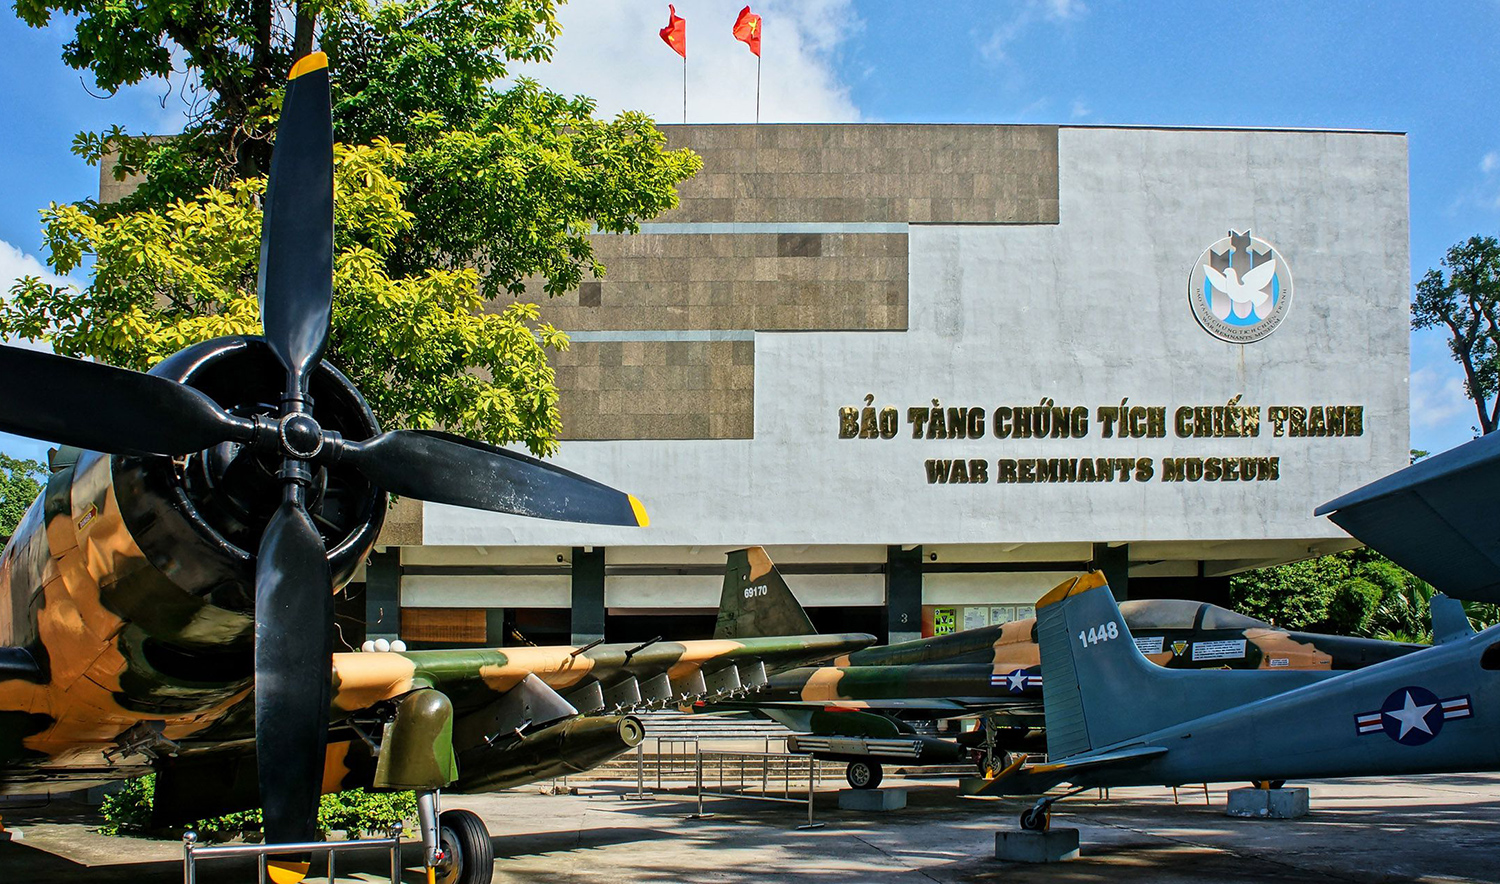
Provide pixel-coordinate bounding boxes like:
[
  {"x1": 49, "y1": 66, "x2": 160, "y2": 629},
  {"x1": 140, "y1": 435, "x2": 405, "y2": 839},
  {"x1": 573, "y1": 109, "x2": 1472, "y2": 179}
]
[{"x1": 1, "y1": 0, "x2": 1497, "y2": 464}]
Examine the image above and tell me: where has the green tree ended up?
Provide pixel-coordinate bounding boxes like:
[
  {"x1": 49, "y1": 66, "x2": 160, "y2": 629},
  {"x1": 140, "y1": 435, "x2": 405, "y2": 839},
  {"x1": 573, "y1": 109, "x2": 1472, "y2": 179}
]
[
  {"x1": 1230, "y1": 548, "x2": 1435, "y2": 640},
  {"x1": 7, "y1": 0, "x2": 701, "y2": 452},
  {"x1": 0, "y1": 453, "x2": 45, "y2": 536},
  {"x1": 1412, "y1": 235, "x2": 1500, "y2": 435}
]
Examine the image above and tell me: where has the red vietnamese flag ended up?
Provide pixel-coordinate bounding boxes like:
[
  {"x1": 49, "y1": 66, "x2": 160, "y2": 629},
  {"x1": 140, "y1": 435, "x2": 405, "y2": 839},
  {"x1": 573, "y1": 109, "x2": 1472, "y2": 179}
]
[
  {"x1": 732, "y1": 6, "x2": 761, "y2": 57},
  {"x1": 660, "y1": 5, "x2": 686, "y2": 58}
]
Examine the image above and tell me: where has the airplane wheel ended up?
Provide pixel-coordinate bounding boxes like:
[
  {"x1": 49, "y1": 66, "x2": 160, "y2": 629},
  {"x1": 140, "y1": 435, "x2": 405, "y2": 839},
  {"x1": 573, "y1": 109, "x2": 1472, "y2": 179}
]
[
  {"x1": 435, "y1": 809, "x2": 494, "y2": 884},
  {"x1": 846, "y1": 761, "x2": 883, "y2": 790},
  {"x1": 1019, "y1": 806, "x2": 1050, "y2": 832},
  {"x1": 1248, "y1": 780, "x2": 1287, "y2": 790}
]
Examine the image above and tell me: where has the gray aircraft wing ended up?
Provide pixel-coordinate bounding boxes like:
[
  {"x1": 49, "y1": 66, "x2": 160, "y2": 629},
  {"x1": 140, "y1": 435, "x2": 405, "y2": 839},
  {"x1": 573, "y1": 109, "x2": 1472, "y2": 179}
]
[{"x1": 1317, "y1": 432, "x2": 1500, "y2": 603}]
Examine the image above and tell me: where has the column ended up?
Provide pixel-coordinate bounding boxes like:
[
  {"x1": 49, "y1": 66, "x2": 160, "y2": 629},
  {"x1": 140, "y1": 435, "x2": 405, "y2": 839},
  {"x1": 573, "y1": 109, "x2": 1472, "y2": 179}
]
[
  {"x1": 571, "y1": 546, "x2": 606, "y2": 645},
  {"x1": 364, "y1": 548, "x2": 402, "y2": 641},
  {"x1": 886, "y1": 545, "x2": 923, "y2": 644},
  {"x1": 1091, "y1": 542, "x2": 1129, "y2": 601}
]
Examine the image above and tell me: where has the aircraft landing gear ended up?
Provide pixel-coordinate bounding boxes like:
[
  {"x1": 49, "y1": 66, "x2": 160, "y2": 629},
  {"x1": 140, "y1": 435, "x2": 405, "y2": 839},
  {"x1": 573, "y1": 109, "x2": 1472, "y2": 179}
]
[
  {"x1": 434, "y1": 809, "x2": 494, "y2": 884},
  {"x1": 1018, "y1": 785, "x2": 1090, "y2": 831},
  {"x1": 846, "y1": 760, "x2": 883, "y2": 789},
  {"x1": 418, "y1": 791, "x2": 494, "y2": 884},
  {"x1": 1018, "y1": 803, "x2": 1051, "y2": 832}
]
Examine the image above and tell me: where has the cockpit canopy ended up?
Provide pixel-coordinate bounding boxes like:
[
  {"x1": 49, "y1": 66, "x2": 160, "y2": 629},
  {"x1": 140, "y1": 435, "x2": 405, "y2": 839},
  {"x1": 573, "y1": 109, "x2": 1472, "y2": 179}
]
[{"x1": 1120, "y1": 598, "x2": 1269, "y2": 631}]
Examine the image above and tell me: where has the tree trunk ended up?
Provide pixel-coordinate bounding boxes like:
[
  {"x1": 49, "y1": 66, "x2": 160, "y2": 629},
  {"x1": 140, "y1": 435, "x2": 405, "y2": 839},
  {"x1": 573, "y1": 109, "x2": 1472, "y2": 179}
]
[{"x1": 293, "y1": 9, "x2": 317, "y2": 60}]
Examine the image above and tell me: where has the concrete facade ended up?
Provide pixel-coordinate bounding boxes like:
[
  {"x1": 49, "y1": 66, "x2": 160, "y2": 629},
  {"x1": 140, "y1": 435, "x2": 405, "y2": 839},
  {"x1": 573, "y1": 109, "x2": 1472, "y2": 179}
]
[{"x1": 373, "y1": 124, "x2": 1410, "y2": 646}]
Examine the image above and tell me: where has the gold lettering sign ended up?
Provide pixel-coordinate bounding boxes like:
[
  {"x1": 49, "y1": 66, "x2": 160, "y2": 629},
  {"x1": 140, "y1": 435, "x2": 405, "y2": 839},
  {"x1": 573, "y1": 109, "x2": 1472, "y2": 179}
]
[{"x1": 836, "y1": 394, "x2": 1365, "y2": 486}]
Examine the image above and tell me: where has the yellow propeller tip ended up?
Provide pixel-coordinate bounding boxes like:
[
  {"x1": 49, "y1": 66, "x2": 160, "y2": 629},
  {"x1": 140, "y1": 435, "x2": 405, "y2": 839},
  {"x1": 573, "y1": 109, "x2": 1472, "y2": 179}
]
[
  {"x1": 267, "y1": 859, "x2": 311, "y2": 884},
  {"x1": 628, "y1": 494, "x2": 650, "y2": 527},
  {"x1": 289, "y1": 52, "x2": 328, "y2": 81}
]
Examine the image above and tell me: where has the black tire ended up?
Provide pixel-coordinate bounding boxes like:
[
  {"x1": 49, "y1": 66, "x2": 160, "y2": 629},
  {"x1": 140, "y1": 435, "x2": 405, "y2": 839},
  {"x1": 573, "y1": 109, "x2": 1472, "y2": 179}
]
[
  {"x1": 435, "y1": 808, "x2": 494, "y2": 884},
  {"x1": 1019, "y1": 806, "x2": 1050, "y2": 832},
  {"x1": 1248, "y1": 780, "x2": 1287, "y2": 790},
  {"x1": 845, "y1": 760, "x2": 883, "y2": 790}
]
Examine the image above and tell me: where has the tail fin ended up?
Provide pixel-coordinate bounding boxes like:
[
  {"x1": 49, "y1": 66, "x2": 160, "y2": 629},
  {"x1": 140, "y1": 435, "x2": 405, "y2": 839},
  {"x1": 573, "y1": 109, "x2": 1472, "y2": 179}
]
[
  {"x1": 1037, "y1": 572, "x2": 1329, "y2": 759},
  {"x1": 713, "y1": 547, "x2": 817, "y2": 640},
  {"x1": 1431, "y1": 593, "x2": 1475, "y2": 644}
]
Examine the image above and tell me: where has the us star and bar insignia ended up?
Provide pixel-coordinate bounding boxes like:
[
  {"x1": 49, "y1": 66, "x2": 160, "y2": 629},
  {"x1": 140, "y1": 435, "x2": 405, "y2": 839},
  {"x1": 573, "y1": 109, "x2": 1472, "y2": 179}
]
[
  {"x1": 1355, "y1": 686, "x2": 1471, "y2": 746},
  {"x1": 991, "y1": 668, "x2": 1042, "y2": 693}
]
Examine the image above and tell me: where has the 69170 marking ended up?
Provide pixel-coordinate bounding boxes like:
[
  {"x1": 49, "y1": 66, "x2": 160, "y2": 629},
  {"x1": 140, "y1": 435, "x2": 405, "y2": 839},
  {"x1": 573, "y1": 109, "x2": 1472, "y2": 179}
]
[{"x1": 1078, "y1": 621, "x2": 1119, "y2": 648}]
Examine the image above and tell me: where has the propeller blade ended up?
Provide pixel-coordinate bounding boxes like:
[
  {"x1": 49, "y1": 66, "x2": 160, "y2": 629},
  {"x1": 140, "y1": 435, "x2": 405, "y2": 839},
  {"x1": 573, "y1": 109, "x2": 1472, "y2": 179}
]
[
  {"x1": 259, "y1": 51, "x2": 334, "y2": 393},
  {"x1": 339, "y1": 430, "x2": 649, "y2": 527},
  {"x1": 0, "y1": 345, "x2": 252, "y2": 455},
  {"x1": 254, "y1": 498, "x2": 333, "y2": 845}
]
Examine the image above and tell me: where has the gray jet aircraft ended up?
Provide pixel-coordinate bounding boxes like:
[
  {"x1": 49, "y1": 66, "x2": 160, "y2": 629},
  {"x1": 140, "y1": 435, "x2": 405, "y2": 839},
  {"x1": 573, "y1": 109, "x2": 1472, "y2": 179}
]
[{"x1": 986, "y1": 428, "x2": 1500, "y2": 830}]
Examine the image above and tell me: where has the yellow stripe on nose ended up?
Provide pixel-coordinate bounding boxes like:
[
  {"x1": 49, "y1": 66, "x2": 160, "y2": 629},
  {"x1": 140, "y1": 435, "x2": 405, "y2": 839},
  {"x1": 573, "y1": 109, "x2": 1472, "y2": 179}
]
[
  {"x1": 628, "y1": 494, "x2": 650, "y2": 527},
  {"x1": 289, "y1": 51, "x2": 328, "y2": 80},
  {"x1": 267, "y1": 859, "x2": 311, "y2": 884}
]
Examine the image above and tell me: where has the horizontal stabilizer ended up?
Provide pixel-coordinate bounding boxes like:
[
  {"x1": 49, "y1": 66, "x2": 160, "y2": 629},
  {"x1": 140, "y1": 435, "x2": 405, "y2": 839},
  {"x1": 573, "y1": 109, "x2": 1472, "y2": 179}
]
[
  {"x1": 974, "y1": 745, "x2": 1167, "y2": 795},
  {"x1": 1317, "y1": 433, "x2": 1500, "y2": 604},
  {"x1": 1431, "y1": 593, "x2": 1475, "y2": 644},
  {"x1": 1026, "y1": 744, "x2": 1169, "y2": 775}
]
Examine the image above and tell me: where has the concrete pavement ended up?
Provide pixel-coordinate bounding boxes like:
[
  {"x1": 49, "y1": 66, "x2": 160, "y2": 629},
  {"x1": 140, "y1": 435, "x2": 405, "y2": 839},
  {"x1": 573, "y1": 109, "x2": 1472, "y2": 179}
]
[{"x1": 2, "y1": 773, "x2": 1497, "y2": 882}]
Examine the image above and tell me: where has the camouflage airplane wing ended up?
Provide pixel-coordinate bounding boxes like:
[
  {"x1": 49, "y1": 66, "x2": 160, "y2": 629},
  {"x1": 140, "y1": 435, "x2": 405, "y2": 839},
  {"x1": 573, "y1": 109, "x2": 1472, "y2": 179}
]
[
  {"x1": 147, "y1": 547, "x2": 873, "y2": 821},
  {"x1": 1317, "y1": 430, "x2": 1500, "y2": 603}
]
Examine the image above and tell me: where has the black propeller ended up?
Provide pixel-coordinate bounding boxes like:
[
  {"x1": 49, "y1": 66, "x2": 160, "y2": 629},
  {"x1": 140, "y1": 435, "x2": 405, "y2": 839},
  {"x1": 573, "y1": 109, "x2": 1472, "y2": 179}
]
[
  {"x1": 0, "y1": 50, "x2": 646, "y2": 848},
  {"x1": 252, "y1": 52, "x2": 338, "y2": 848}
]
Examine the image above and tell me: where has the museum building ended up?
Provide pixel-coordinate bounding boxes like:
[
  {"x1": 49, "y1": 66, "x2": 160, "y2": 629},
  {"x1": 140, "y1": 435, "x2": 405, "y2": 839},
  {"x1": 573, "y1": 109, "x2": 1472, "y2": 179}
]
[{"x1": 261, "y1": 123, "x2": 1409, "y2": 649}]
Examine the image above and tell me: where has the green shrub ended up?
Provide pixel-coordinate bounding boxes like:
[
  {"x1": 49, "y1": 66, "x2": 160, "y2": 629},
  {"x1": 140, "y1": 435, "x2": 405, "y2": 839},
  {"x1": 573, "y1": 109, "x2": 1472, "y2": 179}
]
[
  {"x1": 317, "y1": 789, "x2": 418, "y2": 837},
  {"x1": 98, "y1": 773, "x2": 155, "y2": 836},
  {"x1": 1232, "y1": 549, "x2": 1438, "y2": 640},
  {"x1": 1324, "y1": 578, "x2": 1382, "y2": 635},
  {"x1": 99, "y1": 775, "x2": 417, "y2": 840}
]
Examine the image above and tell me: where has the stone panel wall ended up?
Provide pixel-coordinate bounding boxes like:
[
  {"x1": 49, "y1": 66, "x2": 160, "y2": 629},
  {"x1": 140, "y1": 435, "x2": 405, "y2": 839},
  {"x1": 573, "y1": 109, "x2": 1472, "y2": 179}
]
[
  {"x1": 496, "y1": 124, "x2": 1061, "y2": 441},
  {"x1": 656, "y1": 124, "x2": 1059, "y2": 224},
  {"x1": 553, "y1": 339, "x2": 754, "y2": 440},
  {"x1": 534, "y1": 232, "x2": 907, "y2": 332}
]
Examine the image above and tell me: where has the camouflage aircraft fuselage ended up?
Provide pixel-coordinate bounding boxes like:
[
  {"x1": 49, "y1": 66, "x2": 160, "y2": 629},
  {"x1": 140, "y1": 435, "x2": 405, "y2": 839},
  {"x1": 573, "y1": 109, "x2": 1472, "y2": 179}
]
[
  {"x1": 750, "y1": 600, "x2": 1422, "y2": 715},
  {"x1": 0, "y1": 383, "x2": 872, "y2": 803}
]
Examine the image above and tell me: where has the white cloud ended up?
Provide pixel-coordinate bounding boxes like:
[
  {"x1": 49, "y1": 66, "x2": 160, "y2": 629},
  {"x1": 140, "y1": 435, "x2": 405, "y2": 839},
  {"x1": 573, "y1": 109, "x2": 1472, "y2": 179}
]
[
  {"x1": 1045, "y1": 0, "x2": 1088, "y2": 20},
  {"x1": 1070, "y1": 99, "x2": 1091, "y2": 120},
  {"x1": 0, "y1": 239, "x2": 75, "y2": 300},
  {"x1": 511, "y1": 0, "x2": 861, "y2": 123},
  {"x1": 0, "y1": 239, "x2": 78, "y2": 352},
  {"x1": 1480, "y1": 150, "x2": 1500, "y2": 209},
  {"x1": 0, "y1": 242, "x2": 71, "y2": 462},
  {"x1": 1410, "y1": 364, "x2": 1474, "y2": 432},
  {"x1": 976, "y1": 0, "x2": 1086, "y2": 68}
]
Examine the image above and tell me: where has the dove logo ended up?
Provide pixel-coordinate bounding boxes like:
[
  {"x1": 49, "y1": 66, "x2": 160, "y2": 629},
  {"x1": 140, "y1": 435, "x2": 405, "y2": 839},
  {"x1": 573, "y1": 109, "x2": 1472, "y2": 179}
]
[{"x1": 1188, "y1": 229, "x2": 1294, "y2": 343}]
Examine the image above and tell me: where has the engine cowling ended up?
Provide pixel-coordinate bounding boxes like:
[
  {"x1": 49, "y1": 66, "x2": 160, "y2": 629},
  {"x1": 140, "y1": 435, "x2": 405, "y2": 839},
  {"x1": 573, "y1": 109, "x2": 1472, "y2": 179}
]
[{"x1": 113, "y1": 335, "x2": 387, "y2": 617}]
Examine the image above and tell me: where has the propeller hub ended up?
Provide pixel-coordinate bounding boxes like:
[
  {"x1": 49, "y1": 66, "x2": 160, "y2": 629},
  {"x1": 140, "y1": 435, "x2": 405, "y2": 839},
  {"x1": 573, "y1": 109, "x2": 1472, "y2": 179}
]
[{"x1": 278, "y1": 412, "x2": 325, "y2": 460}]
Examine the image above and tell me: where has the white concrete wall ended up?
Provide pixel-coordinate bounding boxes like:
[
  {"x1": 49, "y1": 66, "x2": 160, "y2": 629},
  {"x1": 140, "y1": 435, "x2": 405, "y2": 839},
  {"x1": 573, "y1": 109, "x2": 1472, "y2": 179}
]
[{"x1": 426, "y1": 127, "x2": 1409, "y2": 552}]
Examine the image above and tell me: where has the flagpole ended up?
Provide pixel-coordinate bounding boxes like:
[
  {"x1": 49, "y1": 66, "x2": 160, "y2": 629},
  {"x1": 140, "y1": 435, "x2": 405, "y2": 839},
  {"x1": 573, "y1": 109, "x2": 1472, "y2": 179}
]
[
  {"x1": 755, "y1": 54, "x2": 761, "y2": 123},
  {"x1": 682, "y1": 54, "x2": 687, "y2": 123}
]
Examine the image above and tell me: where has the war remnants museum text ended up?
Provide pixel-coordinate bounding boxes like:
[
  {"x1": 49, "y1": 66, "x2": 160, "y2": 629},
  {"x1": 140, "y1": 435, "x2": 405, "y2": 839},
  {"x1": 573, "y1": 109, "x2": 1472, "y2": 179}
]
[{"x1": 837, "y1": 395, "x2": 1365, "y2": 486}]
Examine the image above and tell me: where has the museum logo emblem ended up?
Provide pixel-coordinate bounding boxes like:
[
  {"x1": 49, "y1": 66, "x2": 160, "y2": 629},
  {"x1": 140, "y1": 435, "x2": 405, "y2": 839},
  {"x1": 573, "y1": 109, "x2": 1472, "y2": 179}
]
[{"x1": 1188, "y1": 229, "x2": 1294, "y2": 343}]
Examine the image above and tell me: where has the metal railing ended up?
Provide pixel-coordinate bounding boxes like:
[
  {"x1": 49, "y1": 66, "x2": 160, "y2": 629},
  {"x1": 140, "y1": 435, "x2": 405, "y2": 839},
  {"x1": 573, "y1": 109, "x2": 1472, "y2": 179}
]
[
  {"x1": 182, "y1": 824, "x2": 404, "y2": 884},
  {"x1": 688, "y1": 746, "x2": 823, "y2": 829}
]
